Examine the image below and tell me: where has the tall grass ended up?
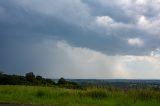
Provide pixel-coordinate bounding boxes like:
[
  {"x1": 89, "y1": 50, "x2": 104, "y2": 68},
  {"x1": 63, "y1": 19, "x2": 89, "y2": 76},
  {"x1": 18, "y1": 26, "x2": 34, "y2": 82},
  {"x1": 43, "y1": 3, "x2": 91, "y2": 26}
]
[{"x1": 0, "y1": 85, "x2": 160, "y2": 106}]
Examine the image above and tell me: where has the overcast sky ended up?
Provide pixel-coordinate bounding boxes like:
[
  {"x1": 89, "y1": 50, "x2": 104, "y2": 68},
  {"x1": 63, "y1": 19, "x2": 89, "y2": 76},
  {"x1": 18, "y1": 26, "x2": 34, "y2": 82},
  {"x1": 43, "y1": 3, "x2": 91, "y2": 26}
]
[{"x1": 1, "y1": 0, "x2": 160, "y2": 79}]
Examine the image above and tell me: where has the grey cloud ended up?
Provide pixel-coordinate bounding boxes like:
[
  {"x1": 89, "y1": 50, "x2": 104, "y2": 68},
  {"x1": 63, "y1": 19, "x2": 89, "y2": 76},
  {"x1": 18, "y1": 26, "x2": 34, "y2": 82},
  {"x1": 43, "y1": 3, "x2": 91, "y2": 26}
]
[
  {"x1": 1, "y1": 0, "x2": 160, "y2": 56},
  {"x1": 82, "y1": 0, "x2": 132, "y2": 23},
  {"x1": 2, "y1": 39, "x2": 160, "y2": 79},
  {"x1": 1, "y1": 0, "x2": 160, "y2": 78},
  {"x1": 13, "y1": 0, "x2": 91, "y2": 27}
]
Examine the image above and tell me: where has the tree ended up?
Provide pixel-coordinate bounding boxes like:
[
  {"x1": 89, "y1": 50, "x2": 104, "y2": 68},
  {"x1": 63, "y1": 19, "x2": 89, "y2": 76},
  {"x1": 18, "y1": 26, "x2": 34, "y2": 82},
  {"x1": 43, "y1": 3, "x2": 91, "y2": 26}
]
[
  {"x1": 36, "y1": 75, "x2": 43, "y2": 81},
  {"x1": 46, "y1": 79, "x2": 55, "y2": 86},
  {"x1": 35, "y1": 75, "x2": 45, "y2": 85},
  {"x1": 0, "y1": 71, "x2": 3, "y2": 76},
  {"x1": 0, "y1": 72, "x2": 56, "y2": 87},
  {"x1": 58, "y1": 77, "x2": 67, "y2": 85},
  {"x1": 25, "y1": 72, "x2": 35, "y2": 82}
]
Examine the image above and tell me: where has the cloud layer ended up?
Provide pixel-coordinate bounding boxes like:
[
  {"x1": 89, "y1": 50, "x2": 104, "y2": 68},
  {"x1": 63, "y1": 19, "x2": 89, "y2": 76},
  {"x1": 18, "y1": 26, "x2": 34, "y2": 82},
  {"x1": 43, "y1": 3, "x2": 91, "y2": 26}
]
[{"x1": 1, "y1": 0, "x2": 160, "y2": 78}]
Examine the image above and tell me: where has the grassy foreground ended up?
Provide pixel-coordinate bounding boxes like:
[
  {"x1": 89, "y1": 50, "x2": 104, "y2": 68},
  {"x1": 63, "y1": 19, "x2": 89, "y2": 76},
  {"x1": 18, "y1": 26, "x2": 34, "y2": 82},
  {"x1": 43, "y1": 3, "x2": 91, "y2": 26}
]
[{"x1": 0, "y1": 85, "x2": 160, "y2": 106}]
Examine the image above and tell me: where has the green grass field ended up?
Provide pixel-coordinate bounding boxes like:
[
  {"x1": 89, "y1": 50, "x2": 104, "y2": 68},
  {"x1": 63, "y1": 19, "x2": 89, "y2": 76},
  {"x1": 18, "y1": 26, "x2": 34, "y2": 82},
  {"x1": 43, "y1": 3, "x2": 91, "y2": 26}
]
[{"x1": 0, "y1": 85, "x2": 160, "y2": 106}]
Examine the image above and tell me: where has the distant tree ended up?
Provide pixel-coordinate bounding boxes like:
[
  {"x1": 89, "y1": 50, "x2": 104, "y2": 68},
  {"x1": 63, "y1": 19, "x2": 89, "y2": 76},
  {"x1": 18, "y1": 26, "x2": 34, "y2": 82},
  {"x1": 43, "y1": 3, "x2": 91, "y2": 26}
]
[
  {"x1": 46, "y1": 79, "x2": 55, "y2": 86},
  {"x1": 46, "y1": 79, "x2": 52, "y2": 83},
  {"x1": 0, "y1": 71, "x2": 3, "y2": 76},
  {"x1": 58, "y1": 77, "x2": 67, "y2": 85},
  {"x1": 35, "y1": 75, "x2": 45, "y2": 85},
  {"x1": 25, "y1": 72, "x2": 35, "y2": 83},
  {"x1": 36, "y1": 75, "x2": 43, "y2": 81},
  {"x1": 0, "y1": 72, "x2": 58, "y2": 87},
  {"x1": 57, "y1": 77, "x2": 81, "y2": 89}
]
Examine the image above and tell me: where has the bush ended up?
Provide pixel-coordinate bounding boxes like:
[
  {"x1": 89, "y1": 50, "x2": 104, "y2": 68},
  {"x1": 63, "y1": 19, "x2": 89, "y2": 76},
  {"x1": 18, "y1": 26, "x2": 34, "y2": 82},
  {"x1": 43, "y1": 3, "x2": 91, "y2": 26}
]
[
  {"x1": 25, "y1": 72, "x2": 35, "y2": 83},
  {"x1": 36, "y1": 90, "x2": 46, "y2": 98},
  {"x1": 85, "y1": 89, "x2": 108, "y2": 99},
  {"x1": 35, "y1": 90, "x2": 51, "y2": 98},
  {"x1": 58, "y1": 78, "x2": 67, "y2": 85},
  {"x1": 127, "y1": 89, "x2": 159, "y2": 100}
]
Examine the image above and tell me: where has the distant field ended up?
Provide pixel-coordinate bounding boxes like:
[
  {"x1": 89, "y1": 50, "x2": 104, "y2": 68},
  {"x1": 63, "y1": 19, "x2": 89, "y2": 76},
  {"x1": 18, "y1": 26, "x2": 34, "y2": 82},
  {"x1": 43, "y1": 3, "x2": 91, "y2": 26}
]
[{"x1": 0, "y1": 85, "x2": 160, "y2": 106}]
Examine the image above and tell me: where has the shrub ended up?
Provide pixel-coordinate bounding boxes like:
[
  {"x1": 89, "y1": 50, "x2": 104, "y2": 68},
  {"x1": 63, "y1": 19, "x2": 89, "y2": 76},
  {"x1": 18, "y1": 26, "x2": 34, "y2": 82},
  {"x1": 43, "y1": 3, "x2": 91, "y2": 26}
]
[
  {"x1": 85, "y1": 89, "x2": 108, "y2": 99},
  {"x1": 35, "y1": 89, "x2": 53, "y2": 99},
  {"x1": 36, "y1": 90, "x2": 46, "y2": 98},
  {"x1": 127, "y1": 89, "x2": 156, "y2": 100}
]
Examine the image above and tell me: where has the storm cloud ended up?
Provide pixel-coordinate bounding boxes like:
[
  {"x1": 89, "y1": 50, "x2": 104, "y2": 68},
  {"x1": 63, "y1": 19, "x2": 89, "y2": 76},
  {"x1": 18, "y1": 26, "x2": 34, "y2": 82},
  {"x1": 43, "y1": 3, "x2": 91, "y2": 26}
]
[{"x1": 1, "y1": 0, "x2": 160, "y2": 78}]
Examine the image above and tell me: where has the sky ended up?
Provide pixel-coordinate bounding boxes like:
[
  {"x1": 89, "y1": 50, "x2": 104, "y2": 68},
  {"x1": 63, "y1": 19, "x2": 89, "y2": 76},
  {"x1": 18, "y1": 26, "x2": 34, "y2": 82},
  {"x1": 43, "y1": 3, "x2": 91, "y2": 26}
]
[{"x1": 1, "y1": 0, "x2": 160, "y2": 79}]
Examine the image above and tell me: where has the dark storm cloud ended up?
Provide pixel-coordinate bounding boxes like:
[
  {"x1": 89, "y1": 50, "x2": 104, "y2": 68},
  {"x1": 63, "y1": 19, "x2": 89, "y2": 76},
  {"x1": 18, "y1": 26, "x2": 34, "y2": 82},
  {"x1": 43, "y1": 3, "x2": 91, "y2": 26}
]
[
  {"x1": 0, "y1": 0, "x2": 159, "y2": 56},
  {"x1": 1, "y1": 0, "x2": 160, "y2": 78},
  {"x1": 82, "y1": 0, "x2": 132, "y2": 23}
]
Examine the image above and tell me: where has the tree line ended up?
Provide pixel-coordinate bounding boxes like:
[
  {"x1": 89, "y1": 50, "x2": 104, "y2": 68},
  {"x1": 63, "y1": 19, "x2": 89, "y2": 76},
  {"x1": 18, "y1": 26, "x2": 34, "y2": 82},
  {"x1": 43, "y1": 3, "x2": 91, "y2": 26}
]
[{"x1": 0, "y1": 72, "x2": 81, "y2": 89}]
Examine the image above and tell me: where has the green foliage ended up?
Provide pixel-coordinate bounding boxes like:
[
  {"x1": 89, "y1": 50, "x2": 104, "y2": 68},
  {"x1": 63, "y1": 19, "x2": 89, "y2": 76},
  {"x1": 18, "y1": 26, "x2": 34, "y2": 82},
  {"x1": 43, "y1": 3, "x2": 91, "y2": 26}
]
[
  {"x1": 36, "y1": 91, "x2": 45, "y2": 98},
  {"x1": 1, "y1": 72, "x2": 160, "y2": 105},
  {"x1": 84, "y1": 89, "x2": 108, "y2": 99},
  {"x1": 0, "y1": 85, "x2": 160, "y2": 106},
  {"x1": 36, "y1": 90, "x2": 46, "y2": 98},
  {"x1": 46, "y1": 78, "x2": 56, "y2": 86},
  {"x1": 58, "y1": 77, "x2": 67, "y2": 85},
  {"x1": 0, "y1": 72, "x2": 81, "y2": 90},
  {"x1": 57, "y1": 78, "x2": 82, "y2": 89},
  {"x1": 127, "y1": 89, "x2": 160, "y2": 101},
  {"x1": 0, "y1": 72, "x2": 56, "y2": 87},
  {"x1": 25, "y1": 72, "x2": 36, "y2": 84}
]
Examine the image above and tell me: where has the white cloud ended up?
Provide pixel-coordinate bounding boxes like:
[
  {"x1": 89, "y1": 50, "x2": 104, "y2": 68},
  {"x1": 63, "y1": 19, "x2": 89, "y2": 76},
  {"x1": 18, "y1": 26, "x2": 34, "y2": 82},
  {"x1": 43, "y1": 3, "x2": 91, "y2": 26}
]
[
  {"x1": 2, "y1": 0, "x2": 160, "y2": 36},
  {"x1": 127, "y1": 38, "x2": 144, "y2": 46},
  {"x1": 150, "y1": 48, "x2": 160, "y2": 57},
  {"x1": 95, "y1": 16, "x2": 131, "y2": 29},
  {"x1": 96, "y1": 16, "x2": 114, "y2": 26},
  {"x1": 137, "y1": 15, "x2": 150, "y2": 28},
  {"x1": 120, "y1": 0, "x2": 160, "y2": 35},
  {"x1": 49, "y1": 40, "x2": 126, "y2": 79},
  {"x1": 96, "y1": 0, "x2": 160, "y2": 35},
  {"x1": 135, "y1": 0, "x2": 147, "y2": 5},
  {"x1": 92, "y1": 0, "x2": 160, "y2": 36},
  {"x1": 29, "y1": 40, "x2": 160, "y2": 79},
  {"x1": 136, "y1": 15, "x2": 160, "y2": 35}
]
